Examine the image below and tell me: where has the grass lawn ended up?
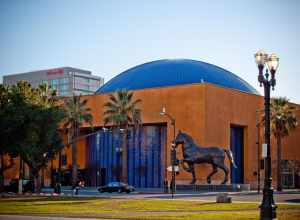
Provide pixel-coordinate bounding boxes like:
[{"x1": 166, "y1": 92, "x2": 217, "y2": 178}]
[{"x1": 0, "y1": 196, "x2": 299, "y2": 220}]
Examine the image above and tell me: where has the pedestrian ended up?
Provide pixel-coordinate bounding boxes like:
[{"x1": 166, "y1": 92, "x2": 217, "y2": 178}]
[
  {"x1": 73, "y1": 180, "x2": 85, "y2": 195},
  {"x1": 73, "y1": 181, "x2": 80, "y2": 195},
  {"x1": 79, "y1": 180, "x2": 85, "y2": 188}
]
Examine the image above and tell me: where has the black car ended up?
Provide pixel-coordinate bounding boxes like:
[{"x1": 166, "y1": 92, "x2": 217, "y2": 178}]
[
  {"x1": 98, "y1": 182, "x2": 135, "y2": 193},
  {"x1": 3, "y1": 179, "x2": 34, "y2": 193}
]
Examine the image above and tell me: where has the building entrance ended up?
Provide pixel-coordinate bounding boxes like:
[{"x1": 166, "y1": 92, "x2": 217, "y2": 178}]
[{"x1": 230, "y1": 126, "x2": 244, "y2": 184}]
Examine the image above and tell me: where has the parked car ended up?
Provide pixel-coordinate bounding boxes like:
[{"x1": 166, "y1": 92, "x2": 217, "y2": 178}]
[
  {"x1": 98, "y1": 182, "x2": 135, "y2": 193},
  {"x1": 3, "y1": 179, "x2": 34, "y2": 193}
]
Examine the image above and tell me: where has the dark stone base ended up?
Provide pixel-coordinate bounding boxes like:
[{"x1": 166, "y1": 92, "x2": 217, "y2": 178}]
[
  {"x1": 176, "y1": 184, "x2": 250, "y2": 192},
  {"x1": 216, "y1": 193, "x2": 232, "y2": 203}
]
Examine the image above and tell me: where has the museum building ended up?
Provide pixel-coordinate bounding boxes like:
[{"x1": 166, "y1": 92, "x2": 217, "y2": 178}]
[
  {"x1": 4, "y1": 59, "x2": 300, "y2": 189},
  {"x1": 62, "y1": 59, "x2": 300, "y2": 189}
]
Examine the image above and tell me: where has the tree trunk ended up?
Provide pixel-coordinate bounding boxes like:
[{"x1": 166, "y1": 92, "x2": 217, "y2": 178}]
[
  {"x1": 58, "y1": 150, "x2": 62, "y2": 184},
  {"x1": 41, "y1": 167, "x2": 45, "y2": 187},
  {"x1": 19, "y1": 158, "x2": 23, "y2": 194},
  {"x1": 72, "y1": 127, "x2": 78, "y2": 187},
  {"x1": 50, "y1": 159, "x2": 54, "y2": 187},
  {"x1": 121, "y1": 129, "x2": 128, "y2": 183},
  {"x1": 34, "y1": 172, "x2": 41, "y2": 193},
  {"x1": 277, "y1": 135, "x2": 282, "y2": 191}
]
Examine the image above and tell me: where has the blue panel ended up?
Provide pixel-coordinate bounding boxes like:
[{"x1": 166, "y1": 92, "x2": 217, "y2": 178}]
[
  {"x1": 127, "y1": 128, "x2": 135, "y2": 185},
  {"x1": 88, "y1": 126, "x2": 166, "y2": 188},
  {"x1": 230, "y1": 127, "x2": 244, "y2": 184},
  {"x1": 160, "y1": 126, "x2": 166, "y2": 185},
  {"x1": 108, "y1": 132, "x2": 112, "y2": 181},
  {"x1": 96, "y1": 59, "x2": 258, "y2": 95},
  {"x1": 155, "y1": 127, "x2": 160, "y2": 186},
  {"x1": 99, "y1": 131, "x2": 104, "y2": 170},
  {"x1": 140, "y1": 128, "x2": 146, "y2": 188},
  {"x1": 135, "y1": 129, "x2": 142, "y2": 186}
]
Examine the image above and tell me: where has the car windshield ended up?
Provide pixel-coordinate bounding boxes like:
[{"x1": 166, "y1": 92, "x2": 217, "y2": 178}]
[{"x1": 108, "y1": 182, "x2": 121, "y2": 187}]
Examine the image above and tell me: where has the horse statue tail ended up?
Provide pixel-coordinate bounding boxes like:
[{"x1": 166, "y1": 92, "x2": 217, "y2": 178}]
[{"x1": 225, "y1": 149, "x2": 237, "y2": 168}]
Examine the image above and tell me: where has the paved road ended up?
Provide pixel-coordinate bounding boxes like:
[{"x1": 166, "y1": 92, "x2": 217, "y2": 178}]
[{"x1": 40, "y1": 188, "x2": 300, "y2": 204}]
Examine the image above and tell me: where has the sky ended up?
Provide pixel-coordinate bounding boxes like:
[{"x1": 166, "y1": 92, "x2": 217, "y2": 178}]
[{"x1": 1, "y1": 0, "x2": 300, "y2": 103}]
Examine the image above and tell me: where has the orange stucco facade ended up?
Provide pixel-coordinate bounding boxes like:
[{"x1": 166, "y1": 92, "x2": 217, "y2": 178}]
[{"x1": 3, "y1": 83, "x2": 300, "y2": 188}]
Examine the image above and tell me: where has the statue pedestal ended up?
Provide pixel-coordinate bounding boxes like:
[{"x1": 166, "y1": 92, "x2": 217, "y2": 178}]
[
  {"x1": 176, "y1": 184, "x2": 250, "y2": 192},
  {"x1": 216, "y1": 193, "x2": 232, "y2": 203}
]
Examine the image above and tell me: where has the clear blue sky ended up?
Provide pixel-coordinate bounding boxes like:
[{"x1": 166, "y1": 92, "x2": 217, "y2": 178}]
[{"x1": 1, "y1": 0, "x2": 299, "y2": 103}]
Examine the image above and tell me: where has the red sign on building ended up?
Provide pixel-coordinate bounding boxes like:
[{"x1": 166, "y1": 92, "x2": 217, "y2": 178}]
[{"x1": 47, "y1": 69, "x2": 64, "y2": 75}]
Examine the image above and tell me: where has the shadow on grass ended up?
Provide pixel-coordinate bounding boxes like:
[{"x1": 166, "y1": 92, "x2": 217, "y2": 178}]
[{"x1": 285, "y1": 199, "x2": 300, "y2": 203}]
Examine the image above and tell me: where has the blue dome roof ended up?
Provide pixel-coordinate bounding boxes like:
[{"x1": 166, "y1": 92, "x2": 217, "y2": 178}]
[{"x1": 96, "y1": 59, "x2": 258, "y2": 94}]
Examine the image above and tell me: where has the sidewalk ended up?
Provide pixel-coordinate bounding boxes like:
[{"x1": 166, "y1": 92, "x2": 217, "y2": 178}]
[{"x1": 41, "y1": 186, "x2": 300, "y2": 195}]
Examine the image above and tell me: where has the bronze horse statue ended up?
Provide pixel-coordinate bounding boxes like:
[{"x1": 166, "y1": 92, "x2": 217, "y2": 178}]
[{"x1": 174, "y1": 131, "x2": 237, "y2": 185}]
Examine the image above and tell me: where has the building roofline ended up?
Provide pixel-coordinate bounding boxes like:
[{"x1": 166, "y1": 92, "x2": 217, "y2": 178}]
[
  {"x1": 96, "y1": 58, "x2": 258, "y2": 94},
  {"x1": 3, "y1": 66, "x2": 93, "y2": 78},
  {"x1": 97, "y1": 81, "x2": 261, "y2": 97}
]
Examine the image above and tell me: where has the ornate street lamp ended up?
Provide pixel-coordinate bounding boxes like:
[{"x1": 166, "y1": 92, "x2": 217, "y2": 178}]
[
  {"x1": 256, "y1": 108, "x2": 264, "y2": 194},
  {"x1": 160, "y1": 107, "x2": 177, "y2": 198},
  {"x1": 254, "y1": 50, "x2": 279, "y2": 220}
]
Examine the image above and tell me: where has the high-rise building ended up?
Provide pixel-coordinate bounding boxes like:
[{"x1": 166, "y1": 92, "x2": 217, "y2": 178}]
[{"x1": 3, "y1": 67, "x2": 104, "y2": 96}]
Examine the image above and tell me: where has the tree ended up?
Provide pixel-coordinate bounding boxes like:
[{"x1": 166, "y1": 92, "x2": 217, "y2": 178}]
[
  {"x1": 0, "y1": 81, "x2": 66, "y2": 192},
  {"x1": 103, "y1": 89, "x2": 141, "y2": 182},
  {"x1": 20, "y1": 105, "x2": 65, "y2": 192},
  {"x1": 34, "y1": 84, "x2": 57, "y2": 107},
  {"x1": 0, "y1": 85, "x2": 15, "y2": 191},
  {"x1": 270, "y1": 97, "x2": 298, "y2": 191},
  {"x1": 63, "y1": 95, "x2": 93, "y2": 187},
  {"x1": 0, "y1": 83, "x2": 30, "y2": 191}
]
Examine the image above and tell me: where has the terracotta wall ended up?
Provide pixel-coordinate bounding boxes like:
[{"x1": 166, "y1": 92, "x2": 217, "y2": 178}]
[
  {"x1": 81, "y1": 84, "x2": 206, "y2": 183},
  {"x1": 203, "y1": 84, "x2": 263, "y2": 186},
  {"x1": 281, "y1": 107, "x2": 300, "y2": 160},
  {"x1": 2, "y1": 156, "x2": 20, "y2": 185}
]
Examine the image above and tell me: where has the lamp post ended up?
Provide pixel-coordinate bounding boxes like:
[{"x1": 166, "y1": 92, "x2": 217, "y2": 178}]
[
  {"x1": 256, "y1": 108, "x2": 264, "y2": 194},
  {"x1": 160, "y1": 107, "x2": 176, "y2": 198},
  {"x1": 254, "y1": 50, "x2": 279, "y2": 220}
]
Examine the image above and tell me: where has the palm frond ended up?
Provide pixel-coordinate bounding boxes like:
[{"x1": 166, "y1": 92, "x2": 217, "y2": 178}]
[
  {"x1": 103, "y1": 90, "x2": 142, "y2": 128},
  {"x1": 269, "y1": 97, "x2": 298, "y2": 138}
]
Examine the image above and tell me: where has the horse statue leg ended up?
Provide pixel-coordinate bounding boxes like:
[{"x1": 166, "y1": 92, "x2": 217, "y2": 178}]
[
  {"x1": 188, "y1": 162, "x2": 196, "y2": 185},
  {"x1": 218, "y1": 161, "x2": 229, "y2": 184},
  {"x1": 207, "y1": 164, "x2": 218, "y2": 184}
]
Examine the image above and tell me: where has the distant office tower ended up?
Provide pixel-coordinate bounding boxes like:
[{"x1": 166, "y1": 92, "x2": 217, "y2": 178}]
[{"x1": 3, "y1": 67, "x2": 104, "y2": 96}]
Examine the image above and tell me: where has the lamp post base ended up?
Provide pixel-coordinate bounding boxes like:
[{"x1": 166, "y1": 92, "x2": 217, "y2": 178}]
[{"x1": 259, "y1": 187, "x2": 277, "y2": 220}]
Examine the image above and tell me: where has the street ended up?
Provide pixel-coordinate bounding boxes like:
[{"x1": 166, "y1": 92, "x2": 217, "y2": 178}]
[{"x1": 41, "y1": 187, "x2": 300, "y2": 204}]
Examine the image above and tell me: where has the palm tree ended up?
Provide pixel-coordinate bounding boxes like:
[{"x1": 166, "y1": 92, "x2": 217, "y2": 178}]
[
  {"x1": 270, "y1": 97, "x2": 298, "y2": 191},
  {"x1": 63, "y1": 95, "x2": 93, "y2": 187},
  {"x1": 34, "y1": 84, "x2": 57, "y2": 107},
  {"x1": 34, "y1": 84, "x2": 58, "y2": 188},
  {"x1": 103, "y1": 89, "x2": 142, "y2": 182}
]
